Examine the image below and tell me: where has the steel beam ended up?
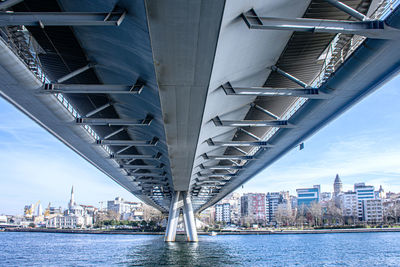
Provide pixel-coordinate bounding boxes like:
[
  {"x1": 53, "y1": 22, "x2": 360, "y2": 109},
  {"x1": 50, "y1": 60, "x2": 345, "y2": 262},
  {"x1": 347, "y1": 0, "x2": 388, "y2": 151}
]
[
  {"x1": 200, "y1": 164, "x2": 243, "y2": 170},
  {"x1": 77, "y1": 116, "x2": 153, "y2": 126},
  {"x1": 271, "y1": 66, "x2": 310, "y2": 89},
  {"x1": 239, "y1": 127, "x2": 261, "y2": 141},
  {"x1": 41, "y1": 83, "x2": 144, "y2": 94},
  {"x1": 84, "y1": 103, "x2": 111, "y2": 118},
  {"x1": 128, "y1": 173, "x2": 166, "y2": 178},
  {"x1": 112, "y1": 153, "x2": 161, "y2": 160},
  {"x1": 206, "y1": 138, "x2": 273, "y2": 147},
  {"x1": 201, "y1": 154, "x2": 255, "y2": 160},
  {"x1": 0, "y1": 12, "x2": 126, "y2": 27},
  {"x1": 325, "y1": 0, "x2": 367, "y2": 21},
  {"x1": 251, "y1": 103, "x2": 280, "y2": 120},
  {"x1": 196, "y1": 172, "x2": 236, "y2": 178},
  {"x1": 242, "y1": 10, "x2": 397, "y2": 39},
  {"x1": 120, "y1": 164, "x2": 163, "y2": 170},
  {"x1": 97, "y1": 137, "x2": 158, "y2": 146},
  {"x1": 56, "y1": 64, "x2": 94, "y2": 83},
  {"x1": 222, "y1": 81, "x2": 327, "y2": 99},
  {"x1": 0, "y1": 0, "x2": 24, "y2": 10},
  {"x1": 212, "y1": 116, "x2": 291, "y2": 128},
  {"x1": 103, "y1": 127, "x2": 125, "y2": 140}
]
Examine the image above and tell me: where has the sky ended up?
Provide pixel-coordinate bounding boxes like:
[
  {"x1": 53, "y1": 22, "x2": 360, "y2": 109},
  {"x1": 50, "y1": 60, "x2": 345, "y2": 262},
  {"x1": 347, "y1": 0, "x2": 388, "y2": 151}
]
[{"x1": 0, "y1": 75, "x2": 400, "y2": 215}]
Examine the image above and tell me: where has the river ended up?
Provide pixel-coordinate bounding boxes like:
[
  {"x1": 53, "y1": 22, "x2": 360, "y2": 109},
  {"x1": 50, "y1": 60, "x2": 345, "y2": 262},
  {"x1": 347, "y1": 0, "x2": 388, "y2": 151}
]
[{"x1": 1, "y1": 232, "x2": 400, "y2": 266}]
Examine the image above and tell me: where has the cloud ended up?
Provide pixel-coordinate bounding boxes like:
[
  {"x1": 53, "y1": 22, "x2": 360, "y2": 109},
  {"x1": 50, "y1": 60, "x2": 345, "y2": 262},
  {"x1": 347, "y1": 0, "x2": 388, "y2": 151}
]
[{"x1": 241, "y1": 128, "x2": 400, "y2": 194}]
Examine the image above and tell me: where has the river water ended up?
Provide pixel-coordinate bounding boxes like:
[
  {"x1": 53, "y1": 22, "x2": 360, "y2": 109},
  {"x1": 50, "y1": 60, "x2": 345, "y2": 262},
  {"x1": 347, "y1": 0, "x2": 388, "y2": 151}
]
[{"x1": 1, "y1": 232, "x2": 400, "y2": 266}]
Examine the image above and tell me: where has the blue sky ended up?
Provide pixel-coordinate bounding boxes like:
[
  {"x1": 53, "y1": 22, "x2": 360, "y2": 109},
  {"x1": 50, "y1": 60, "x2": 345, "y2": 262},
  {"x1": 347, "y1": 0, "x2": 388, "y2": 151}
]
[{"x1": 1, "y1": 76, "x2": 400, "y2": 215}]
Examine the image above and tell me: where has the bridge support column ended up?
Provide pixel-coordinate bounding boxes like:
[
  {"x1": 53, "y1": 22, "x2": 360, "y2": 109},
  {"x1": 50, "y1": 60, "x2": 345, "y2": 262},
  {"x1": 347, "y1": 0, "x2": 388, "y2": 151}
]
[
  {"x1": 164, "y1": 191, "x2": 198, "y2": 242},
  {"x1": 164, "y1": 191, "x2": 180, "y2": 242},
  {"x1": 182, "y1": 191, "x2": 198, "y2": 242}
]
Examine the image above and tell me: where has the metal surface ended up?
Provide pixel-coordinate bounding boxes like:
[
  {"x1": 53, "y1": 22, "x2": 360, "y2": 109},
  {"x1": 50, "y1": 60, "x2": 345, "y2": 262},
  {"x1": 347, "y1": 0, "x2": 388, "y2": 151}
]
[{"x1": 0, "y1": 12, "x2": 125, "y2": 26}]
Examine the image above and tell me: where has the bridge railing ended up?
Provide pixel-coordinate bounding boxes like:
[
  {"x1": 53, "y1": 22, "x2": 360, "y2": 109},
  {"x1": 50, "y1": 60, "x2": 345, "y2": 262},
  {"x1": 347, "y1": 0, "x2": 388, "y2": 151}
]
[
  {"x1": 0, "y1": 25, "x2": 113, "y2": 156},
  {"x1": 241, "y1": 0, "x2": 400, "y2": 162}
]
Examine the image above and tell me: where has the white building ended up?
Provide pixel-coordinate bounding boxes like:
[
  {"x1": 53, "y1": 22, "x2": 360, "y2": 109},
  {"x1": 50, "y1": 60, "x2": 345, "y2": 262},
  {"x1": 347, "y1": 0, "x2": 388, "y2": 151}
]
[
  {"x1": 107, "y1": 197, "x2": 143, "y2": 220},
  {"x1": 47, "y1": 186, "x2": 93, "y2": 228},
  {"x1": 362, "y1": 199, "x2": 383, "y2": 223},
  {"x1": 47, "y1": 214, "x2": 92, "y2": 229},
  {"x1": 355, "y1": 183, "x2": 376, "y2": 221},
  {"x1": 340, "y1": 191, "x2": 358, "y2": 218},
  {"x1": 215, "y1": 203, "x2": 230, "y2": 224}
]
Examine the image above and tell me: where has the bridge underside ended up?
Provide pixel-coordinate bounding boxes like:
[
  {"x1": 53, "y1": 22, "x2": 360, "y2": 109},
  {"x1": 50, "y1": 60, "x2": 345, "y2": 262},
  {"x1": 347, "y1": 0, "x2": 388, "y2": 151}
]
[{"x1": 1, "y1": 0, "x2": 400, "y2": 241}]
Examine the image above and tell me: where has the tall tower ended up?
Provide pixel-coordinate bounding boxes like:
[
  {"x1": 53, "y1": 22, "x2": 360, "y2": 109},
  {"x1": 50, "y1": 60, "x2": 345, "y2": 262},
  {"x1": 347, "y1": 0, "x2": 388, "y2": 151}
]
[
  {"x1": 68, "y1": 186, "x2": 75, "y2": 209},
  {"x1": 333, "y1": 174, "x2": 342, "y2": 197}
]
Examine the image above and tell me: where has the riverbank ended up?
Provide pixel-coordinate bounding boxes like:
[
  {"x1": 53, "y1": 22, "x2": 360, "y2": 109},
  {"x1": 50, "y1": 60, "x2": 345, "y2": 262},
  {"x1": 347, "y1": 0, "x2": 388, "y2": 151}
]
[{"x1": 3, "y1": 227, "x2": 400, "y2": 235}]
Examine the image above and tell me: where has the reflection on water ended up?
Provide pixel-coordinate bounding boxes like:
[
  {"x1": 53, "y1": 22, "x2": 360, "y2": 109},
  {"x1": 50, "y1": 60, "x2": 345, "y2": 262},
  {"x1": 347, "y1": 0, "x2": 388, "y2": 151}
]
[{"x1": 2, "y1": 232, "x2": 400, "y2": 266}]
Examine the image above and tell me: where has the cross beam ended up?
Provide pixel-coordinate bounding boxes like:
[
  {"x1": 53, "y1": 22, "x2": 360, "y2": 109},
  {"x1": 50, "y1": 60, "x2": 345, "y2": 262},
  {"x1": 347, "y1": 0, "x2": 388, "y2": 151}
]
[
  {"x1": 196, "y1": 172, "x2": 236, "y2": 178},
  {"x1": 77, "y1": 116, "x2": 153, "y2": 126},
  {"x1": 221, "y1": 82, "x2": 327, "y2": 99},
  {"x1": 127, "y1": 173, "x2": 166, "y2": 178},
  {"x1": 42, "y1": 83, "x2": 144, "y2": 94},
  {"x1": 0, "y1": 12, "x2": 126, "y2": 27},
  {"x1": 112, "y1": 153, "x2": 161, "y2": 160},
  {"x1": 201, "y1": 154, "x2": 254, "y2": 160},
  {"x1": 242, "y1": 9, "x2": 398, "y2": 39},
  {"x1": 325, "y1": 0, "x2": 367, "y2": 21},
  {"x1": 0, "y1": 0, "x2": 24, "y2": 10},
  {"x1": 200, "y1": 164, "x2": 243, "y2": 170},
  {"x1": 206, "y1": 138, "x2": 273, "y2": 147},
  {"x1": 120, "y1": 164, "x2": 164, "y2": 170},
  {"x1": 97, "y1": 137, "x2": 158, "y2": 146},
  {"x1": 212, "y1": 116, "x2": 291, "y2": 128}
]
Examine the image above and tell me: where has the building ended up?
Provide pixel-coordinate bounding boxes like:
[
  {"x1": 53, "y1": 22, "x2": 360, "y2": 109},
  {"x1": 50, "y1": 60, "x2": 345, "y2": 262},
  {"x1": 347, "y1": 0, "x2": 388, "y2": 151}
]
[
  {"x1": 333, "y1": 174, "x2": 343, "y2": 198},
  {"x1": 362, "y1": 199, "x2": 383, "y2": 223},
  {"x1": 355, "y1": 183, "x2": 376, "y2": 221},
  {"x1": 47, "y1": 214, "x2": 92, "y2": 229},
  {"x1": 266, "y1": 192, "x2": 281, "y2": 224},
  {"x1": 241, "y1": 193, "x2": 266, "y2": 225},
  {"x1": 265, "y1": 191, "x2": 290, "y2": 224},
  {"x1": 215, "y1": 203, "x2": 231, "y2": 224},
  {"x1": 47, "y1": 186, "x2": 93, "y2": 228},
  {"x1": 107, "y1": 197, "x2": 144, "y2": 221},
  {"x1": 321, "y1": 192, "x2": 332, "y2": 202},
  {"x1": 296, "y1": 185, "x2": 320, "y2": 208},
  {"x1": 340, "y1": 191, "x2": 358, "y2": 218}
]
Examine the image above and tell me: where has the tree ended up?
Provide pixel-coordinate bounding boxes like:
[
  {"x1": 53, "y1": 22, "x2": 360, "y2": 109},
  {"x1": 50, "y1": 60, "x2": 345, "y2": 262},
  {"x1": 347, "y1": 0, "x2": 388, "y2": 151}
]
[
  {"x1": 309, "y1": 202, "x2": 322, "y2": 227},
  {"x1": 385, "y1": 200, "x2": 400, "y2": 224},
  {"x1": 325, "y1": 200, "x2": 344, "y2": 226}
]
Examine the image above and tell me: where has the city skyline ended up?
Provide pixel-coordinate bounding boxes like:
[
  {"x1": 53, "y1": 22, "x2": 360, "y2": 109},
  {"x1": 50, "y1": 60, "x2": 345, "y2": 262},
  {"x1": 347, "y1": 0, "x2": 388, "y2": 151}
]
[{"x1": 1, "y1": 76, "x2": 400, "y2": 215}]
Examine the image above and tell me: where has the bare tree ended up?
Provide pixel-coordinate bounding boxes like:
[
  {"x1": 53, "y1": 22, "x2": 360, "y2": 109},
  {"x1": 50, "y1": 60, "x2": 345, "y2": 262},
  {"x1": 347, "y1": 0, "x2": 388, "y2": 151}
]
[{"x1": 309, "y1": 202, "x2": 322, "y2": 227}]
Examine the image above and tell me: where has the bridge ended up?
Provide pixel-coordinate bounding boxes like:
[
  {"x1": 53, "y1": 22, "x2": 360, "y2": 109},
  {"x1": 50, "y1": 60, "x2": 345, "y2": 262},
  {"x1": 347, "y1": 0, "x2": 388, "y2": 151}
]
[{"x1": 0, "y1": 0, "x2": 399, "y2": 242}]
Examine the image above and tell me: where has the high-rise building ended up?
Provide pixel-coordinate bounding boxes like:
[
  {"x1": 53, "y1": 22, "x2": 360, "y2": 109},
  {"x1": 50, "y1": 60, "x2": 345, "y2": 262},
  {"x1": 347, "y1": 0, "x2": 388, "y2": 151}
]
[
  {"x1": 362, "y1": 199, "x2": 383, "y2": 223},
  {"x1": 354, "y1": 183, "x2": 376, "y2": 221},
  {"x1": 296, "y1": 185, "x2": 320, "y2": 207},
  {"x1": 333, "y1": 174, "x2": 343, "y2": 198},
  {"x1": 340, "y1": 191, "x2": 358, "y2": 218},
  {"x1": 241, "y1": 193, "x2": 266, "y2": 225},
  {"x1": 265, "y1": 191, "x2": 291, "y2": 224},
  {"x1": 215, "y1": 203, "x2": 231, "y2": 224},
  {"x1": 266, "y1": 192, "x2": 281, "y2": 223}
]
